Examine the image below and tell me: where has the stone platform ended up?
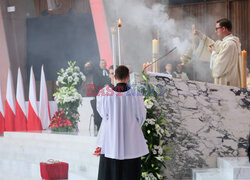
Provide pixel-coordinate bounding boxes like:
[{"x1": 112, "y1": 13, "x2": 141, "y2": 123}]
[
  {"x1": 0, "y1": 131, "x2": 99, "y2": 180},
  {"x1": 147, "y1": 75, "x2": 250, "y2": 179},
  {"x1": 193, "y1": 157, "x2": 250, "y2": 180}
]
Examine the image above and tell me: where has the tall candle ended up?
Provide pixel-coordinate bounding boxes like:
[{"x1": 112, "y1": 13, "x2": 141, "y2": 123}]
[
  {"x1": 241, "y1": 50, "x2": 247, "y2": 88},
  {"x1": 152, "y1": 39, "x2": 159, "y2": 72},
  {"x1": 111, "y1": 27, "x2": 116, "y2": 85},
  {"x1": 152, "y1": 39, "x2": 159, "y2": 54},
  {"x1": 117, "y1": 18, "x2": 122, "y2": 65}
]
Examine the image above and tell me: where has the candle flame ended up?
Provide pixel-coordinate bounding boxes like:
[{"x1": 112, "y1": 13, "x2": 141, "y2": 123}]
[{"x1": 117, "y1": 18, "x2": 122, "y2": 27}]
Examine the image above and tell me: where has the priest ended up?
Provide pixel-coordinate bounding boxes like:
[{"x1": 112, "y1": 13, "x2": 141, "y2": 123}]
[
  {"x1": 96, "y1": 65, "x2": 149, "y2": 180},
  {"x1": 194, "y1": 18, "x2": 241, "y2": 87}
]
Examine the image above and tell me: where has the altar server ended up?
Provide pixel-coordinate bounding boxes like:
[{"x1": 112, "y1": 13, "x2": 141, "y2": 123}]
[
  {"x1": 194, "y1": 18, "x2": 241, "y2": 87},
  {"x1": 96, "y1": 65, "x2": 148, "y2": 180}
]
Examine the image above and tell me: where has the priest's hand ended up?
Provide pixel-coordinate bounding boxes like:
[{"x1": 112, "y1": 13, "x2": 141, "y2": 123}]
[
  {"x1": 193, "y1": 30, "x2": 203, "y2": 39},
  {"x1": 208, "y1": 44, "x2": 215, "y2": 54}
]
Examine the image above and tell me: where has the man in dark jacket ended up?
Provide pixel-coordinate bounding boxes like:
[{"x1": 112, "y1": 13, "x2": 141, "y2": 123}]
[{"x1": 91, "y1": 59, "x2": 110, "y2": 132}]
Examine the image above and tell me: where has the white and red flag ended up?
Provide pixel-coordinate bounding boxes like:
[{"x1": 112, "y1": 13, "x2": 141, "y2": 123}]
[
  {"x1": 0, "y1": 80, "x2": 5, "y2": 134},
  {"x1": 15, "y1": 68, "x2": 27, "y2": 131},
  {"x1": 27, "y1": 67, "x2": 42, "y2": 131},
  {"x1": 39, "y1": 66, "x2": 50, "y2": 129},
  {"x1": 5, "y1": 68, "x2": 15, "y2": 131}
]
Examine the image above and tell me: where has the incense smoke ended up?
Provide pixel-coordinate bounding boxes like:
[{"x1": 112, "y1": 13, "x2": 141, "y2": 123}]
[{"x1": 103, "y1": 0, "x2": 194, "y2": 72}]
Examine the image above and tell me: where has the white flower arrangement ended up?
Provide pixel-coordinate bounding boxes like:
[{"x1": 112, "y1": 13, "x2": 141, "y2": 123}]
[
  {"x1": 155, "y1": 156, "x2": 164, "y2": 162},
  {"x1": 142, "y1": 172, "x2": 163, "y2": 180},
  {"x1": 155, "y1": 124, "x2": 165, "y2": 138},
  {"x1": 54, "y1": 87, "x2": 82, "y2": 104},
  {"x1": 53, "y1": 61, "x2": 84, "y2": 131},
  {"x1": 144, "y1": 99, "x2": 154, "y2": 109},
  {"x1": 153, "y1": 145, "x2": 163, "y2": 155},
  {"x1": 56, "y1": 61, "x2": 86, "y2": 88},
  {"x1": 145, "y1": 173, "x2": 158, "y2": 180},
  {"x1": 145, "y1": 118, "x2": 156, "y2": 126}
]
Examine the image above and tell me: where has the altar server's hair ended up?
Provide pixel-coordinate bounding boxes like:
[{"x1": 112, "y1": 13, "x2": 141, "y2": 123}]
[
  {"x1": 115, "y1": 65, "x2": 129, "y2": 80},
  {"x1": 216, "y1": 18, "x2": 232, "y2": 32}
]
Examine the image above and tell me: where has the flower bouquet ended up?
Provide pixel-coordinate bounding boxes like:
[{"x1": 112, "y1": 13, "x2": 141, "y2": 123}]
[
  {"x1": 49, "y1": 110, "x2": 72, "y2": 132},
  {"x1": 53, "y1": 61, "x2": 85, "y2": 131},
  {"x1": 56, "y1": 61, "x2": 85, "y2": 89}
]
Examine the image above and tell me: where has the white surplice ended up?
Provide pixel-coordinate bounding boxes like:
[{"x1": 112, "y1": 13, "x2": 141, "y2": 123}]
[
  {"x1": 96, "y1": 86, "x2": 149, "y2": 160},
  {"x1": 194, "y1": 34, "x2": 241, "y2": 87}
]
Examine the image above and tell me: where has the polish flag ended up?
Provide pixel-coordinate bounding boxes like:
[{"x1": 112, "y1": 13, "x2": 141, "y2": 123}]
[
  {"x1": 0, "y1": 81, "x2": 5, "y2": 134},
  {"x1": 39, "y1": 66, "x2": 50, "y2": 129},
  {"x1": 15, "y1": 68, "x2": 27, "y2": 131},
  {"x1": 27, "y1": 67, "x2": 42, "y2": 131},
  {"x1": 5, "y1": 69, "x2": 15, "y2": 131}
]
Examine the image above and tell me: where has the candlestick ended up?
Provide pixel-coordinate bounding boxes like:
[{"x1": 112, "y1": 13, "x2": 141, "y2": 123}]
[
  {"x1": 241, "y1": 50, "x2": 247, "y2": 88},
  {"x1": 111, "y1": 26, "x2": 116, "y2": 85}
]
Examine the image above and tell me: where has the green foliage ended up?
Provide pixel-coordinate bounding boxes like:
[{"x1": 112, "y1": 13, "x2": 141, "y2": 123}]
[{"x1": 141, "y1": 72, "x2": 172, "y2": 180}]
